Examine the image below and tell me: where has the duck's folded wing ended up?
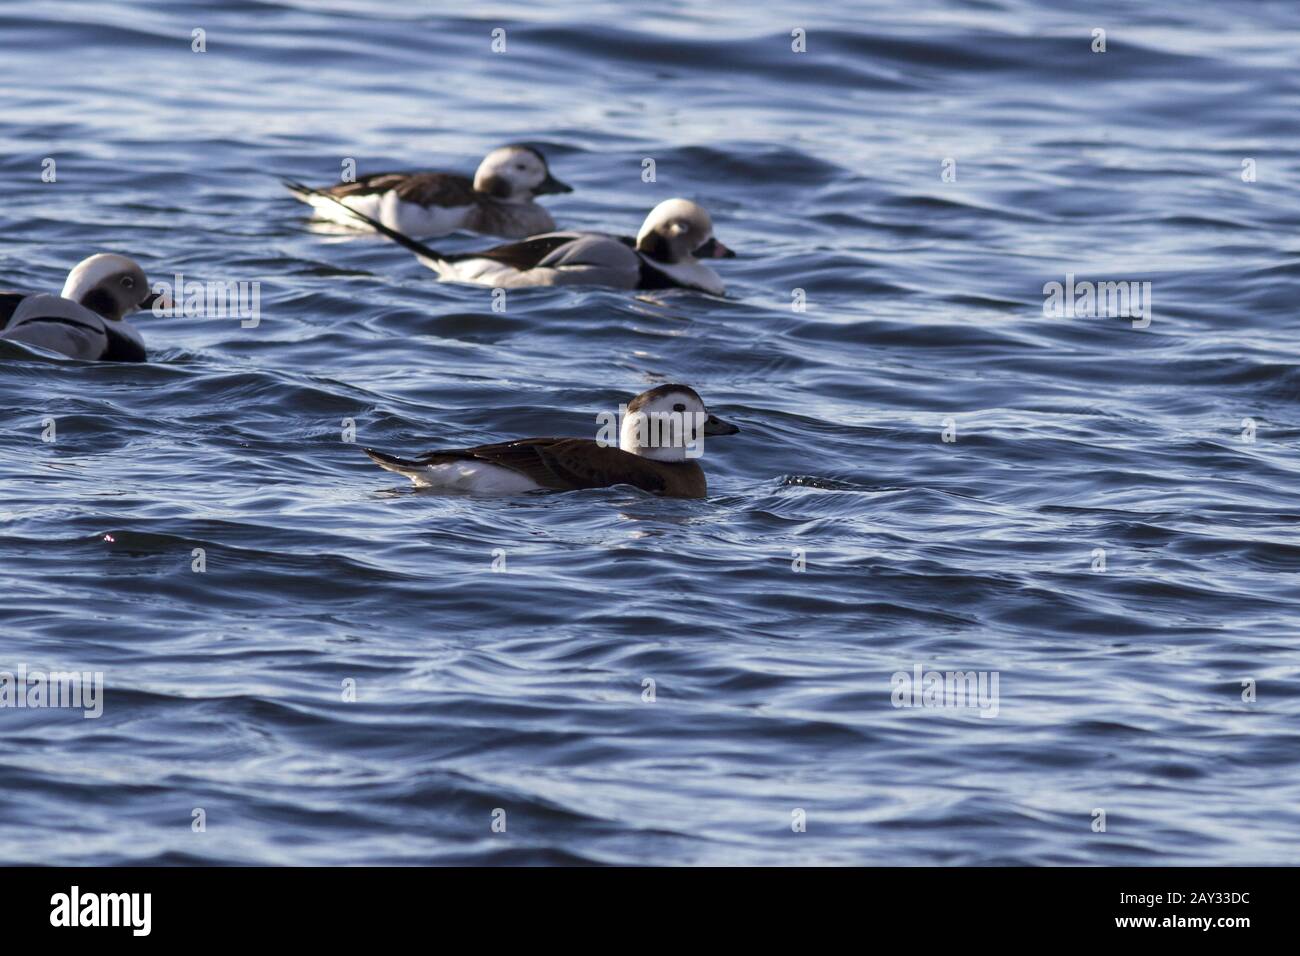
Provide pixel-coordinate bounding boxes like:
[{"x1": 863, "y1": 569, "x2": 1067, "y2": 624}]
[
  {"x1": 537, "y1": 235, "x2": 638, "y2": 269},
  {"x1": 394, "y1": 173, "x2": 480, "y2": 206},
  {"x1": 498, "y1": 234, "x2": 641, "y2": 286},
  {"x1": 0, "y1": 294, "x2": 108, "y2": 359},
  {"x1": 453, "y1": 233, "x2": 586, "y2": 269},
  {"x1": 416, "y1": 438, "x2": 667, "y2": 494},
  {"x1": 325, "y1": 172, "x2": 479, "y2": 207}
]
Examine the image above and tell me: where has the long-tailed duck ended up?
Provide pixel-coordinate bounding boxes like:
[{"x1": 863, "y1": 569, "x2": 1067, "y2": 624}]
[
  {"x1": 365, "y1": 384, "x2": 740, "y2": 498},
  {"x1": 311, "y1": 190, "x2": 735, "y2": 295},
  {"x1": 283, "y1": 144, "x2": 571, "y2": 238},
  {"x1": 0, "y1": 254, "x2": 165, "y2": 362}
]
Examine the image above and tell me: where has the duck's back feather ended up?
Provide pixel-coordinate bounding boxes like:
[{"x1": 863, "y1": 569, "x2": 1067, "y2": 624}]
[{"x1": 366, "y1": 438, "x2": 707, "y2": 497}]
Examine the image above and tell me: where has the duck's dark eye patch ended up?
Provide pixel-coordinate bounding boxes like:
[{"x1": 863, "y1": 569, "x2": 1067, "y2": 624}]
[
  {"x1": 120, "y1": 276, "x2": 134, "y2": 289},
  {"x1": 672, "y1": 403, "x2": 686, "y2": 412}
]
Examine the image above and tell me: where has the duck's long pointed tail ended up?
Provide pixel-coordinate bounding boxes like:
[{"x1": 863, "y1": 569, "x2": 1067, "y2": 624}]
[
  {"x1": 296, "y1": 185, "x2": 447, "y2": 263},
  {"x1": 280, "y1": 177, "x2": 316, "y2": 202},
  {"x1": 364, "y1": 447, "x2": 425, "y2": 475}
]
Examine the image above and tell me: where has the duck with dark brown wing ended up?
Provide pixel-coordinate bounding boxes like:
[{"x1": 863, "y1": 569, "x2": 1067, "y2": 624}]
[
  {"x1": 283, "y1": 144, "x2": 571, "y2": 238},
  {"x1": 365, "y1": 384, "x2": 740, "y2": 498}
]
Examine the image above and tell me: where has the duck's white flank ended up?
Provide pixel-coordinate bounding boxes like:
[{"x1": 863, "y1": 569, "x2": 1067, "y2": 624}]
[
  {"x1": 304, "y1": 191, "x2": 473, "y2": 235},
  {"x1": 397, "y1": 459, "x2": 543, "y2": 493}
]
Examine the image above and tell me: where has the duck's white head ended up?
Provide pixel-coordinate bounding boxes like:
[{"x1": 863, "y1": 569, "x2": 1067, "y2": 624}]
[
  {"x1": 473, "y1": 145, "x2": 572, "y2": 203},
  {"x1": 60, "y1": 253, "x2": 161, "y2": 321},
  {"x1": 619, "y1": 383, "x2": 740, "y2": 463},
  {"x1": 635, "y1": 198, "x2": 734, "y2": 265}
]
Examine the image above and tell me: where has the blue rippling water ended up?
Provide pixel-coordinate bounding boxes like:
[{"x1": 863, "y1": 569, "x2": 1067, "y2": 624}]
[{"x1": 1, "y1": 0, "x2": 1298, "y2": 865}]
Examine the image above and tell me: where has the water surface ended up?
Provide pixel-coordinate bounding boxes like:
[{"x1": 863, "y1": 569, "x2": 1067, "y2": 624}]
[{"x1": 1, "y1": 0, "x2": 1298, "y2": 864}]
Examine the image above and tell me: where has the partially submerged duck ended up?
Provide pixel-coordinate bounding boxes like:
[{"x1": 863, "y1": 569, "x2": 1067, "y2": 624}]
[{"x1": 365, "y1": 384, "x2": 740, "y2": 498}]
